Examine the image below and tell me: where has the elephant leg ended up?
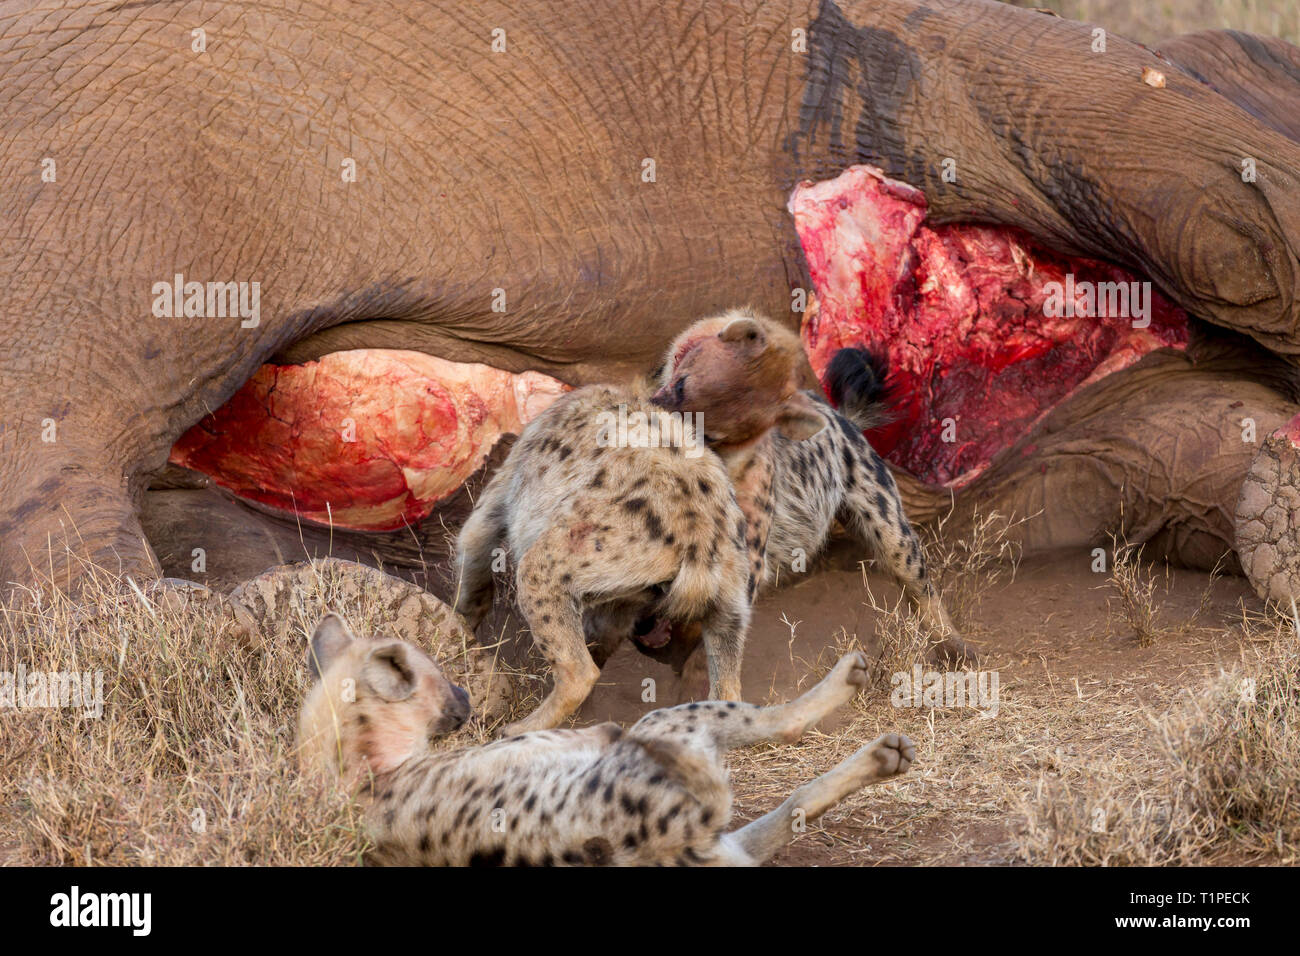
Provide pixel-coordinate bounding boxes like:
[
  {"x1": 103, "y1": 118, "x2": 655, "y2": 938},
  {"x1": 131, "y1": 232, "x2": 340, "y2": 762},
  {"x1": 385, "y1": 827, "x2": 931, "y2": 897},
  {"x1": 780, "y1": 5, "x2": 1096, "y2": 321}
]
[
  {"x1": 1158, "y1": 31, "x2": 1300, "y2": 144},
  {"x1": 895, "y1": 350, "x2": 1298, "y2": 574},
  {"x1": 0, "y1": 435, "x2": 158, "y2": 592}
]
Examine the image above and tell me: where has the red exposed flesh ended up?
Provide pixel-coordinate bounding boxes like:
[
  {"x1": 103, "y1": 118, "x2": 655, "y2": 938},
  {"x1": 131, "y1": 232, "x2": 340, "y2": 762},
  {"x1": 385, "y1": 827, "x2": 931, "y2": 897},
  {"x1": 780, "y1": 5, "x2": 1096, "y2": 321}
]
[
  {"x1": 170, "y1": 350, "x2": 568, "y2": 530},
  {"x1": 791, "y1": 165, "x2": 1189, "y2": 487}
]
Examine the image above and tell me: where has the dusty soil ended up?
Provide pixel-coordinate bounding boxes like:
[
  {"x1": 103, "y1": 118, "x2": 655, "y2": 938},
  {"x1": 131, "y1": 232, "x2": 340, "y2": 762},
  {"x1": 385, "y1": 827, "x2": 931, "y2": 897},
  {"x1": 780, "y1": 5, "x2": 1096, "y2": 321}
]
[{"x1": 580, "y1": 546, "x2": 1266, "y2": 866}]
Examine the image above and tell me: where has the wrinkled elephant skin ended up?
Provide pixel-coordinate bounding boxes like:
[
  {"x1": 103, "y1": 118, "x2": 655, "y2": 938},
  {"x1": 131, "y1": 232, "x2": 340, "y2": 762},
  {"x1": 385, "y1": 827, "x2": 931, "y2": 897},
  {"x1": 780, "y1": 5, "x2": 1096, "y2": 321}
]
[{"x1": 3, "y1": 0, "x2": 1300, "y2": 604}]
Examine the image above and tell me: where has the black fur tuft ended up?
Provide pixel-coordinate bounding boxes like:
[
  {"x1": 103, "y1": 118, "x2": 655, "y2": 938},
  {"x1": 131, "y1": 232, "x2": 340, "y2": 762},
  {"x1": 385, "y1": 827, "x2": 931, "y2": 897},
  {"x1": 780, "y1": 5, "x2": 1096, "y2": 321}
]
[{"x1": 825, "y1": 346, "x2": 893, "y2": 431}]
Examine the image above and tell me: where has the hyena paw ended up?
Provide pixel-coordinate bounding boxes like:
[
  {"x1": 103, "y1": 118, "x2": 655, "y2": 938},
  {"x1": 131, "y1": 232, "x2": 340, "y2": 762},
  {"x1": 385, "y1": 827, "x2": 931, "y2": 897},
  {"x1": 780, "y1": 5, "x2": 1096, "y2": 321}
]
[
  {"x1": 864, "y1": 732, "x2": 915, "y2": 779},
  {"x1": 929, "y1": 632, "x2": 978, "y2": 667},
  {"x1": 455, "y1": 598, "x2": 489, "y2": 634},
  {"x1": 829, "y1": 651, "x2": 869, "y2": 696}
]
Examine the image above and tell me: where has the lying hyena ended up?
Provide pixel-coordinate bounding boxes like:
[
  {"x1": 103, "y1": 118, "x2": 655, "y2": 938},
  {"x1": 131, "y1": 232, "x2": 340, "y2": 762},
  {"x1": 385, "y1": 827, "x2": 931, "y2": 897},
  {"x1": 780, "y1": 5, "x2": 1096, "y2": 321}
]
[
  {"x1": 298, "y1": 614, "x2": 915, "y2": 866},
  {"x1": 455, "y1": 310, "x2": 824, "y2": 735},
  {"x1": 649, "y1": 313, "x2": 971, "y2": 664}
]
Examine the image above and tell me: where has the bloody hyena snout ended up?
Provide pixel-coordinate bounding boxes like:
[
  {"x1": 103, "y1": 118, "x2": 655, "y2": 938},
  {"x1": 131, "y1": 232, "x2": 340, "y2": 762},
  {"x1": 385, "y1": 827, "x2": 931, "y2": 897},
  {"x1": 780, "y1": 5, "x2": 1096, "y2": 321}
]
[{"x1": 650, "y1": 307, "x2": 808, "y2": 446}]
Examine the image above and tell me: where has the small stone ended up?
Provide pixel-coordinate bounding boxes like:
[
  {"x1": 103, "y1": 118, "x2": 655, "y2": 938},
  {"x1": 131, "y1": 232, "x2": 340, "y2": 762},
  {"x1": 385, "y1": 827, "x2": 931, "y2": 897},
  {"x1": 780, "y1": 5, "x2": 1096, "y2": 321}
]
[{"x1": 1142, "y1": 67, "x2": 1166, "y2": 88}]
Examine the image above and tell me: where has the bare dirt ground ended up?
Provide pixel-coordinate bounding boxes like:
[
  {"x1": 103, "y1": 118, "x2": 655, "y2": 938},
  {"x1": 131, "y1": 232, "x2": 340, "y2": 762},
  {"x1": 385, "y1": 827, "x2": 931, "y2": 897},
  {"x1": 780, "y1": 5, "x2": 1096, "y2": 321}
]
[{"x1": 581, "y1": 546, "x2": 1273, "y2": 866}]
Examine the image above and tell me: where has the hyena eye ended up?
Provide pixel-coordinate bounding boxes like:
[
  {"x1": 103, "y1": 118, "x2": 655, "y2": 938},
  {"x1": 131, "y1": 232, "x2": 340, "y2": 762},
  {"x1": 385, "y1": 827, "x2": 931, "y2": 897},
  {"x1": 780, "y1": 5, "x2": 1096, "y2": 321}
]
[{"x1": 673, "y1": 376, "x2": 686, "y2": 404}]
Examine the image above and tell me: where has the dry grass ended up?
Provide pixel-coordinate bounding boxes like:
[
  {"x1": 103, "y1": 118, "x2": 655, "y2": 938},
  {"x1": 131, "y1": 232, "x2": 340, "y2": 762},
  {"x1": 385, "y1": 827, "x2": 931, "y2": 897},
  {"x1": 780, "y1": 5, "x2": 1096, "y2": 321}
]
[
  {"x1": 1006, "y1": 0, "x2": 1300, "y2": 44},
  {"x1": 1012, "y1": 606, "x2": 1300, "y2": 864},
  {"x1": 4, "y1": 528, "x2": 1294, "y2": 868},
  {"x1": 0, "y1": 559, "x2": 521, "y2": 866},
  {"x1": 1105, "y1": 534, "x2": 1224, "y2": 647},
  {"x1": 922, "y1": 507, "x2": 1031, "y2": 632},
  {"x1": 1106, "y1": 538, "x2": 1165, "y2": 647},
  {"x1": 786, "y1": 508, "x2": 1031, "y2": 692},
  {"x1": 726, "y1": 514, "x2": 1295, "y2": 867}
]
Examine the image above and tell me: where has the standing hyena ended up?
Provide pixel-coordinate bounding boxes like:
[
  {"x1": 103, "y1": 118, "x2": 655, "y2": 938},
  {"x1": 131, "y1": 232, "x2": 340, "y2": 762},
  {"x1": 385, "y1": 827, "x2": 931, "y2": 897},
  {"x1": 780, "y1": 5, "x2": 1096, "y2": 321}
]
[
  {"x1": 298, "y1": 614, "x2": 916, "y2": 866},
  {"x1": 649, "y1": 317, "x2": 971, "y2": 665},
  {"x1": 454, "y1": 310, "x2": 824, "y2": 735}
]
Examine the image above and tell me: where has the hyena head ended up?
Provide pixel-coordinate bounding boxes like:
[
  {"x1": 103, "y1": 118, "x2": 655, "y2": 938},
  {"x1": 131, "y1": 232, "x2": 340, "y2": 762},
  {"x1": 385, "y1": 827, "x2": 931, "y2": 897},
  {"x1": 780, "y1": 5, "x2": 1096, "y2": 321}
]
[
  {"x1": 297, "y1": 614, "x2": 471, "y2": 784},
  {"x1": 651, "y1": 307, "x2": 825, "y2": 446}
]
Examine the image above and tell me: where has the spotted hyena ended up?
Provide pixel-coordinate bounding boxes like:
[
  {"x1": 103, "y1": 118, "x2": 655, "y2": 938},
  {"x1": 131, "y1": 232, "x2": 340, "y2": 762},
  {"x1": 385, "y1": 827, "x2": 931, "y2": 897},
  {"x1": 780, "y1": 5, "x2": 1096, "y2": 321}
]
[
  {"x1": 298, "y1": 614, "x2": 915, "y2": 866},
  {"x1": 454, "y1": 309, "x2": 822, "y2": 735},
  {"x1": 649, "y1": 314, "x2": 970, "y2": 666}
]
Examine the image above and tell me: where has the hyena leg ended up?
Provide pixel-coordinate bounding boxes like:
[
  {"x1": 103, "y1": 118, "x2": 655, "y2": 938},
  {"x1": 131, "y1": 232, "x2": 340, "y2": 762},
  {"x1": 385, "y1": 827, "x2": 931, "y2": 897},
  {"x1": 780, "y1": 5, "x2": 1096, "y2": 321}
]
[
  {"x1": 697, "y1": 585, "x2": 751, "y2": 703},
  {"x1": 729, "y1": 444, "x2": 776, "y2": 604},
  {"x1": 507, "y1": 521, "x2": 688, "y2": 734},
  {"x1": 453, "y1": 470, "x2": 512, "y2": 631},
  {"x1": 632, "y1": 652, "x2": 869, "y2": 753},
  {"x1": 503, "y1": 531, "x2": 602, "y2": 736},
  {"x1": 720, "y1": 732, "x2": 915, "y2": 865},
  {"x1": 841, "y1": 452, "x2": 975, "y2": 663}
]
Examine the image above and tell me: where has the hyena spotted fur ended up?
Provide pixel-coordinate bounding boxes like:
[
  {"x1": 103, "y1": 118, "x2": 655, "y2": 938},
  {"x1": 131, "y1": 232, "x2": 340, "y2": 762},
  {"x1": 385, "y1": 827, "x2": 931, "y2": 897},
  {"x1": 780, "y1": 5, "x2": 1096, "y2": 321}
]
[
  {"x1": 454, "y1": 310, "x2": 825, "y2": 734},
  {"x1": 298, "y1": 614, "x2": 915, "y2": 866},
  {"x1": 650, "y1": 313, "x2": 971, "y2": 664}
]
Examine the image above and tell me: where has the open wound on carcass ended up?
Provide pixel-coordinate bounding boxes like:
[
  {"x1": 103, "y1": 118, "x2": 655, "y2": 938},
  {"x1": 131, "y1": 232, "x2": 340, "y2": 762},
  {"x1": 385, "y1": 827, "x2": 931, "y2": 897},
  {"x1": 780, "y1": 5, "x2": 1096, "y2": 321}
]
[
  {"x1": 170, "y1": 350, "x2": 568, "y2": 530},
  {"x1": 790, "y1": 165, "x2": 1189, "y2": 488}
]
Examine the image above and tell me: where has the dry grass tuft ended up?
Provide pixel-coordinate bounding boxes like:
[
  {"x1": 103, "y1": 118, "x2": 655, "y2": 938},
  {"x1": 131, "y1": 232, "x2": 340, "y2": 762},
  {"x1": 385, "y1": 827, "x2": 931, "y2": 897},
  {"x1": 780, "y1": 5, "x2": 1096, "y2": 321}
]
[
  {"x1": 922, "y1": 507, "x2": 1029, "y2": 631},
  {"x1": 1012, "y1": 607, "x2": 1300, "y2": 864},
  {"x1": 0, "y1": 559, "x2": 521, "y2": 866},
  {"x1": 1106, "y1": 537, "x2": 1165, "y2": 647},
  {"x1": 1104, "y1": 535, "x2": 1223, "y2": 647},
  {"x1": 846, "y1": 593, "x2": 933, "y2": 692},
  {"x1": 1155, "y1": 607, "x2": 1300, "y2": 855}
]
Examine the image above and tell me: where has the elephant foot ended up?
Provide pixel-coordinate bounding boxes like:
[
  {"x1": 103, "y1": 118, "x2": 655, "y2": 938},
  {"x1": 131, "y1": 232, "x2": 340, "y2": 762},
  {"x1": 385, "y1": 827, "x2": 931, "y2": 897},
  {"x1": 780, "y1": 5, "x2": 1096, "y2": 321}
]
[
  {"x1": 892, "y1": 349, "x2": 1297, "y2": 575},
  {"x1": 1235, "y1": 414, "x2": 1300, "y2": 605}
]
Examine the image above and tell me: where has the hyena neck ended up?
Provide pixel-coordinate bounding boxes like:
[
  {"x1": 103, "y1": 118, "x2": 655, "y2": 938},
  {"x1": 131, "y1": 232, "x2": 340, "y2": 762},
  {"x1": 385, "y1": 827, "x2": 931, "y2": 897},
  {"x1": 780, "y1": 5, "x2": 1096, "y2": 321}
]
[{"x1": 708, "y1": 432, "x2": 774, "y2": 483}]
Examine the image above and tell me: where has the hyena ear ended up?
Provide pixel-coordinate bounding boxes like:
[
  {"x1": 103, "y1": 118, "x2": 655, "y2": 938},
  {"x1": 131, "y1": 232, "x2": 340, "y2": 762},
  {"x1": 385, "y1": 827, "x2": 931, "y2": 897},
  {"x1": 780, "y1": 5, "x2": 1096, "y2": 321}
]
[
  {"x1": 774, "y1": 390, "x2": 828, "y2": 441},
  {"x1": 308, "y1": 613, "x2": 355, "y2": 681},
  {"x1": 363, "y1": 642, "x2": 419, "y2": 702},
  {"x1": 718, "y1": 314, "x2": 764, "y2": 345}
]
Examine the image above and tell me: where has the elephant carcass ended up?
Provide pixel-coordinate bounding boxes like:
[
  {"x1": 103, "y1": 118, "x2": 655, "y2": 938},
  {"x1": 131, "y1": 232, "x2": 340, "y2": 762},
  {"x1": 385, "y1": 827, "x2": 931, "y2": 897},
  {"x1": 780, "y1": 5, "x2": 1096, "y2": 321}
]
[{"x1": 5, "y1": 0, "x2": 1300, "y2": 602}]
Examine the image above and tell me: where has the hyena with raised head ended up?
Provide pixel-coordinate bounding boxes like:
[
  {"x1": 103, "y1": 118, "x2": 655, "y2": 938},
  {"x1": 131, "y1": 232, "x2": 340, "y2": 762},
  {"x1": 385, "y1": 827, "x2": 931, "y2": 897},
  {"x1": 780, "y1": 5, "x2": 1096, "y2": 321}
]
[
  {"x1": 649, "y1": 315, "x2": 970, "y2": 664},
  {"x1": 454, "y1": 310, "x2": 823, "y2": 735},
  {"x1": 298, "y1": 614, "x2": 915, "y2": 866}
]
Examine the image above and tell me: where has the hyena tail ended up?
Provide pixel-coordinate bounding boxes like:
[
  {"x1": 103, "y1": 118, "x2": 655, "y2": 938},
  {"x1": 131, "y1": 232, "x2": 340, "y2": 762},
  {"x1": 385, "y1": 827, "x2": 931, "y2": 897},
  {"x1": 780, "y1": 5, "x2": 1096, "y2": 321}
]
[
  {"x1": 628, "y1": 734, "x2": 730, "y2": 816},
  {"x1": 657, "y1": 551, "x2": 723, "y2": 622},
  {"x1": 453, "y1": 470, "x2": 512, "y2": 627},
  {"x1": 825, "y1": 346, "x2": 894, "y2": 431}
]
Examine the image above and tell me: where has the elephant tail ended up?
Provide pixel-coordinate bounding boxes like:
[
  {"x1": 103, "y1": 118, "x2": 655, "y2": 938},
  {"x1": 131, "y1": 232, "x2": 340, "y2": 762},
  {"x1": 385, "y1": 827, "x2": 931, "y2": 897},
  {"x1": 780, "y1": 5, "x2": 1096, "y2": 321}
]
[{"x1": 825, "y1": 346, "x2": 894, "y2": 431}]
